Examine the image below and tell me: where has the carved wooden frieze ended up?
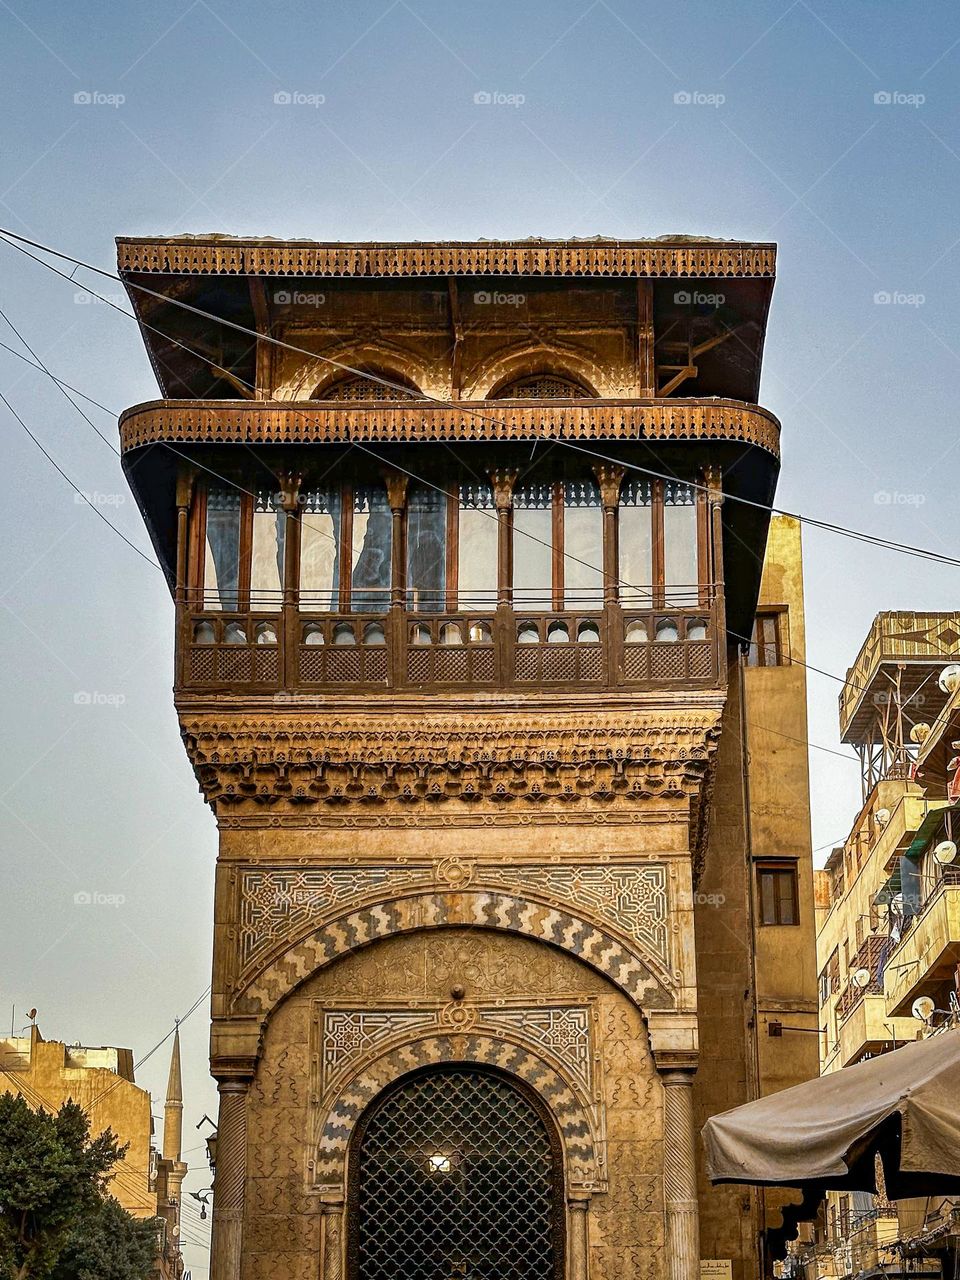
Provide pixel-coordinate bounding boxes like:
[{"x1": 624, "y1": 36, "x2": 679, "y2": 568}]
[
  {"x1": 118, "y1": 238, "x2": 776, "y2": 280},
  {"x1": 120, "y1": 398, "x2": 780, "y2": 458}
]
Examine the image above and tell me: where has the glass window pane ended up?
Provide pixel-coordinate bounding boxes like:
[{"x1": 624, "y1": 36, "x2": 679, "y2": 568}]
[
  {"x1": 513, "y1": 482, "x2": 553, "y2": 608},
  {"x1": 663, "y1": 481, "x2": 698, "y2": 605},
  {"x1": 619, "y1": 478, "x2": 653, "y2": 606},
  {"x1": 300, "y1": 488, "x2": 341, "y2": 611},
  {"x1": 762, "y1": 615, "x2": 779, "y2": 666},
  {"x1": 458, "y1": 482, "x2": 497, "y2": 610},
  {"x1": 777, "y1": 871, "x2": 797, "y2": 924},
  {"x1": 759, "y1": 871, "x2": 777, "y2": 925},
  {"x1": 406, "y1": 484, "x2": 446, "y2": 612},
  {"x1": 203, "y1": 487, "x2": 241, "y2": 611},
  {"x1": 250, "y1": 491, "x2": 285, "y2": 611},
  {"x1": 563, "y1": 480, "x2": 603, "y2": 608},
  {"x1": 352, "y1": 484, "x2": 392, "y2": 613}
]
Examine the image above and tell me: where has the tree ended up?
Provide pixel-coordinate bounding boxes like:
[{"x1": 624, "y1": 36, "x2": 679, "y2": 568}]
[
  {"x1": 51, "y1": 1198, "x2": 158, "y2": 1280},
  {"x1": 0, "y1": 1094, "x2": 156, "y2": 1280}
]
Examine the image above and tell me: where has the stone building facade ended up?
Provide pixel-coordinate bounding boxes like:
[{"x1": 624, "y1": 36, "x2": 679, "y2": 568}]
[
  {"x1": 117, "y1": 236, "x2": 818, "y2": 1280},
  {"x1": 0, "y1": 1023, "x2": 186, "y2": 1276}
]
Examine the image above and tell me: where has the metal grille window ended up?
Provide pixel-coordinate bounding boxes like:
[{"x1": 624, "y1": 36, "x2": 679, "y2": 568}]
[{"x1": 350, "y1": 1067, "x2": 563, "y2": 1280}]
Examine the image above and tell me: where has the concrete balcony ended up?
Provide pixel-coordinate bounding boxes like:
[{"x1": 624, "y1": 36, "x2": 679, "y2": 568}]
[
  {"x1": 835, "y1": 992, "x2": 916, "y2": 1069},
  {"x1": 885, "y1": 875, "x2": 960, "y2": 1015}
]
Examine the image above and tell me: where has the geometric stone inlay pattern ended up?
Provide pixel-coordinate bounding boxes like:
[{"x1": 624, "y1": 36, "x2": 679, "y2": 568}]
[
  {"x1": 239, "y1": 866, "x2": 422, "y2": 966},
  {"x1": 482, "y1": 1006, "x2": 593, "y2": 1095},
  {"x1": 320, "y1": 1005, "x2": 594, "y2": 1099},
  {"x1": 482, "y1": 864, "x2": 668, "y2": 962},
  {"x1": 321, "y1": 1009, "x2": 436, "y2": 1088},
  {"x1": 238, "y1": 861, "x2": 669, "y2": 973}
]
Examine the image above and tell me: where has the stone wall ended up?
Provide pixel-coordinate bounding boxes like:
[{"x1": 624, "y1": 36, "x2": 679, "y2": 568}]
[{"x1": 241, "y1": 929, "x2": 665, "y2": 1280}]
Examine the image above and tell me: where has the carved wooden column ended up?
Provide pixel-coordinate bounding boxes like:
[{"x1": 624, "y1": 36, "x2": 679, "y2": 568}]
[
  {"x1": 174, "y1": 467, "x2": 195, "y2": 689},
  {"x1": 568, "y1": 1194, "x2": 591, "y2": 1280},
  {"x1": 594, "y1": 463, "x2": 624, "y2": 687},
  {"x1": 210, "y1": 1078, "x2": 250, "y2": 1280},
  {"x1": 593, "y1": 464, "x2": 624, "y2": 604},
  {"x1": 320, "y1": 1198, "x2": 345, "y2": 1280},
  {"x1": 383, "y1": 471, "x2": 409, "y2": 678},
  {"x1": 383, "y1": 471, "x2": 410, "y2": 610},
  {"x1": 489, "y1": 468, "x2": 517, "y2": 607},
  {"x1": 174, "y1": 467, "x2": 195, "y2": 608},
  {"x1": 279, "y1": 471, "x2": 302, "y2": 689},
  {"x1": 704, "y1": 466, "x2": 726, "y2": 670},
  {"x1": 660, "y1": 1069, "x2": 700, "y2": 1280},
  {"x1": 489, "y1": 469, "x2": 517, "y2": 683}
]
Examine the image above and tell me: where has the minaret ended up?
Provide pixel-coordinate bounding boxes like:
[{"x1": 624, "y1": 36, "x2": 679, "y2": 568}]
[
  {"x1": 161, "y1": 1025, "x2": 187, "y2": 1276},
  {"x1": 163, "y1": 1024, "x2": 183, "y2": 1165}
]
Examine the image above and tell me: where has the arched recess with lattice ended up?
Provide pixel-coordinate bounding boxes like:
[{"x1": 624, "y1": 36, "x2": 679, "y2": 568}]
[
  {"x1": 489, "y1": 371, "x2": 594, "y2": 399},
  {"x1": 310, "y1": 365, "x2": 422, "y2": 400},
  {"x1": 317, "y1": 1033, "x2": 603, "y2": 1198},
  {"x1": 465, "y1": 343, "x2": 604, "y2": 399}
]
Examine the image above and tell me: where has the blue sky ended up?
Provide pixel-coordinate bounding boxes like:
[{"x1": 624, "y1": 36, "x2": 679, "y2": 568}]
[{"x1": 1, "y1": 2, "x2": 958, "y2": 1272}]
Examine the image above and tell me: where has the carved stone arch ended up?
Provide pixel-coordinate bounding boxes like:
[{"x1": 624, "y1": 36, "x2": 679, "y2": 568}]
[
  {"x1": 464, "y1": 340, "x2": 605, "y2": 400},
  {"x1": 313, "y1": 1031, "x2": 606, "y2": 1195},
  {"x1": 237, "y1": 889, "x2": 675, "y2": 1017}
]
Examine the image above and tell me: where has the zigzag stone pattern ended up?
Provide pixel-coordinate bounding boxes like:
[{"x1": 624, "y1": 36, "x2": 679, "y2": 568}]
[
  {"x1": 314, "y1": 1033, "x2": 603, "y2": 1192},
  {"x1": 240, "y1": 891, "x2": 670, "y2": 1015}
]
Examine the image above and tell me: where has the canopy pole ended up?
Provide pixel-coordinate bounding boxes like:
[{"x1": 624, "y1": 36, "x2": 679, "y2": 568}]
[{"x1": 661, "y1": 1068, "x2": 700, "y2": 1280}]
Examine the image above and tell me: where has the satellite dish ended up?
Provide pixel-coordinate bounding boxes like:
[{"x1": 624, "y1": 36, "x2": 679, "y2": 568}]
[
  {"x1": 938, "y1": 665, "x2": 960, "y2": 695},
  {"x1": 909, "y1": 723, "x2": 931, "y2": 745},
  {"x1": 852, "y1": 968, "x2": 872, "y2": 989},
  {"x1": 912, "y1": 995, "x2": 936, "y2": 1022},
  {"x1": 934, "y1": 840, "x2": 958, "y2": 865},
  {"x1": 875, "y1": 808, "x2": 891, "y2": 827}
]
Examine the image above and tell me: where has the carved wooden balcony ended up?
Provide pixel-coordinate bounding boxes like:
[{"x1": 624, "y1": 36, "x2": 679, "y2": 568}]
[{"x1": 176, "y1": 596, "x2": 723, "y2": 696}]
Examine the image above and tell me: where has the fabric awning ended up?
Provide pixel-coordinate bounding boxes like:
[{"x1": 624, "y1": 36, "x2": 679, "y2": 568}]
[{"x1": 702, "y1": 1029, "x2": 960, "y2": 1199}]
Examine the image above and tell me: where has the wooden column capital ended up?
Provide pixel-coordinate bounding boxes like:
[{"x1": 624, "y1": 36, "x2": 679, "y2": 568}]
[{"x1": 489, "y1": 468, "x2": 517, "y2": 511}]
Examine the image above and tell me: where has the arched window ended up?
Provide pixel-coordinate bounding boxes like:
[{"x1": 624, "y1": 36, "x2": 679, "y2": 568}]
[
  {"x1": 312, "y1": 369, "x2": 420, "y2": 400},
  {"x1": 349, "y1": 1066, "x2": 564, "y2": 1280},
  {"x1": 490, "y1": 372, "x2": 592, "y2": 399}
]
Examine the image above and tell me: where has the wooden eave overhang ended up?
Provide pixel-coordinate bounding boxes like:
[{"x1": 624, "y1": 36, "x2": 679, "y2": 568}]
[
  {"x1": 839, "y1": 612, "x2": 960, "y2": 743},
  {"x1": 117, "y1": 236, "x2": 776, "y2": 280}
]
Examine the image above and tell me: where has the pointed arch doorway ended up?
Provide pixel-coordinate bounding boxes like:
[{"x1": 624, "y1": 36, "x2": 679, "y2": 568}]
[{"x1": 348, "y1": 1064, "x2": 566, "y2": 1280}]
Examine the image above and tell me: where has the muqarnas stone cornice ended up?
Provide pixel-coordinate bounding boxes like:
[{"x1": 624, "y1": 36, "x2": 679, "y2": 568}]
[{"x1": 179, "y1": 706, "x2": 724, "y2": 814}]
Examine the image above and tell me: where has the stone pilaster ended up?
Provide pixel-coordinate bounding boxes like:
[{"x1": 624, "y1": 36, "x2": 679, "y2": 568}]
[
  {"x1": 568, "y1": 1194, "x2": 591, "y2": 1280},
  {"x1": 660, "y1": 1069, "x2": 700, "y2": 1280},
  {"x1": 210, "y1": 1079, "x2": 249, "y2": 1280},
  {"x1": 320, "y1": 1198, "x2": 345, "y2": 1280}
]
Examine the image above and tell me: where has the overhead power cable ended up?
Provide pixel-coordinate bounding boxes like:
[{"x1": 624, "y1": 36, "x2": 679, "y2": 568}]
[
  {"x1": 0, "y1": 308, "x2": 892, "y2": 765},
  {"x1": 1, "y1": 223, "x2": 959, "y2": 569}
]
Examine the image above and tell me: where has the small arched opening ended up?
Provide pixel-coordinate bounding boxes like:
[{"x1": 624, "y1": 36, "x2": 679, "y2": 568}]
[{"x1": 348, "y1": 1063, "x2": 565, "y2": 1280}]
